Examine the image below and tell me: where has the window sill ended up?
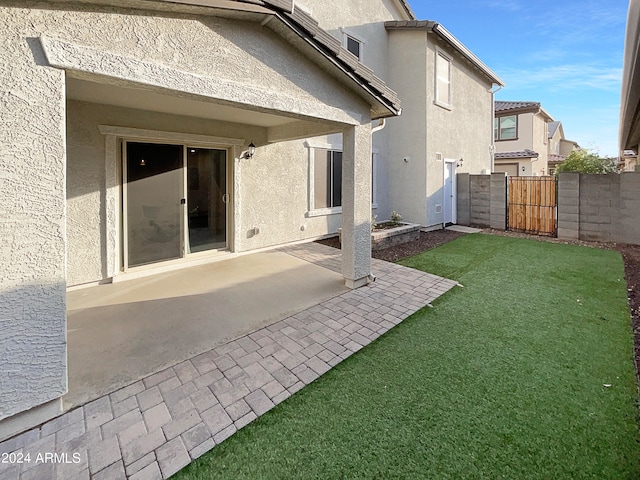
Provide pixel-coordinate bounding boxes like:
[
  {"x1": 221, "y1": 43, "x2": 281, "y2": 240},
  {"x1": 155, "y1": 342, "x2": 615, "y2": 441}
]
[
  {"x1": 495, "y1": 138, "x2": 519, "y2": 142},
  {"x1": 307, "y1": 204, "x2": 377, "y2": 217},
  {"x1": 434, "y1": 100, "x2": 452, "y2": 111},
  {"x1": 307, "y1": 207, "x2": 343, "y2": 217}
]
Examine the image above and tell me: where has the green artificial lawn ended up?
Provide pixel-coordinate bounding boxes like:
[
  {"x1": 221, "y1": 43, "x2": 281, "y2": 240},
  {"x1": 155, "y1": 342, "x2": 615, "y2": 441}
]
[{"x1": 173, "y1": 234, "x2": 640, "y2": 479}]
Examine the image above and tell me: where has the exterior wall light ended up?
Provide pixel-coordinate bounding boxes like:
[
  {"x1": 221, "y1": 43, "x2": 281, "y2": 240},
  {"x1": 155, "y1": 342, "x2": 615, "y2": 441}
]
[
  {"x1": 457, "y1": 158, "x2": 464, "y2": 168},
  {"x1": 242, "y1": 142, "x2": 256, "y2": 159}
]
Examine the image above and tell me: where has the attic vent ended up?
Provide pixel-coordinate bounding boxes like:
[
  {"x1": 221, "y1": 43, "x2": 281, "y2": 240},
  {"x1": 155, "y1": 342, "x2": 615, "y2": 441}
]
[
  {"x1": 435, "y1": 152, "x2": 443, "y2": 162},
  {"x1": 435, "y1": 204, "x2": 442, "y2": 214}
]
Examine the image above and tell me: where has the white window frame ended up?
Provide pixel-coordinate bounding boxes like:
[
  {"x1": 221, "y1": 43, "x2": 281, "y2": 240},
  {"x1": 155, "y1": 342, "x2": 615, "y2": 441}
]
[
  {"x1": 341, "y1": 28, "x2": 365, "y2": 62},
  {"x1": 434, "y1": 48, "x2": 452, "y2": 110},
  {"x1": 305, "y1": 140, "x2": 378, "y2": 217},
  {"x1": 306, "y1": 140, "x2": 343, "y2": 217}
]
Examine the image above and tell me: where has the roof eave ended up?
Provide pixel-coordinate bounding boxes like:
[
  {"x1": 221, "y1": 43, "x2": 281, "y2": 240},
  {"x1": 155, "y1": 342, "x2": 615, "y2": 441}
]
[
  {"x1": 432, "y1": 24, "x2": 504, "y2": 86},
  {"x1": 385, "y1": 20, "x2": 504, "y2": 86}
]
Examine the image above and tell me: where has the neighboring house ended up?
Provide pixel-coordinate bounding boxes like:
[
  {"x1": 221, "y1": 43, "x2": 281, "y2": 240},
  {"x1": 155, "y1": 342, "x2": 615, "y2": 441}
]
[
  {"x1": 621, "y1": 150, "x2": 638, "y2": 172},
  {"x1": 493, "y1": 101, "x2": 554, "y2": 176},
  {"x1": 620, "y1": 0, "x2": 640, "y2": 157},
  {"x1": 0, "y1": 0, "x2": 501, "y2": 439},
  {"x1": 547, "y1": 120, "x2": 580, "y2": 174}
]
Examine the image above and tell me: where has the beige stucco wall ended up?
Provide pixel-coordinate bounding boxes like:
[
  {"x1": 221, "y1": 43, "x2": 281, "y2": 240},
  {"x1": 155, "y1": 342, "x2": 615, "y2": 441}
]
[
  {"x1": 549, "y1": 128, "x2": 562, "y2": 155},
  {"x1": 495, "y1": 112, "x2": 549, "y2": 176},
  {"x1": 66, "y1": 100, "x2": 270, "y2": 285},
  {"x1": 11, "y1": 2, "x2": 371, "y2": 287},
  {"x1": 0, "y1": 4, "x2": 68, "y2": 422},
  {"x1": 531, "y1": 114, "x2": 549, "y2": 175},
  {"x1": 425, "y1": 36, "x2": 494, "y2": 226},
  {"x1": 300, "y1": 0, "x2": 409, "y2": 84},
  {"x1": 386, "y1": 30, "x2": 495, "y2": 227},
  {"x1": 2, "y1": 0, "x2": 377, "y2": 429},
  {"x1": 296, "y1": 0, "x2": 409, "y2": 223},
  {"x1": 386, "y1": 30, "x2": 429, "y2": 225}
]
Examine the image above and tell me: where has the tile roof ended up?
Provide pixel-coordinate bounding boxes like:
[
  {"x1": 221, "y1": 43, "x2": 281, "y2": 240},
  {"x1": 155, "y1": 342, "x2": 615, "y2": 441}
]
[
  {"x1": 495, "y1": 101, "x2": 540, "y2": 112},
  {"x1": 495, "y1": 149, "x2": 539, "y2": 159}
]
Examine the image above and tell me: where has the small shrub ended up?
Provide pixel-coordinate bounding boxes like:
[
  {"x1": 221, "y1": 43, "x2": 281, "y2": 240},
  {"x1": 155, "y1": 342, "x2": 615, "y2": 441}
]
[{"x1": 390, "y1": 211, "x2": 403, "y2": 224}]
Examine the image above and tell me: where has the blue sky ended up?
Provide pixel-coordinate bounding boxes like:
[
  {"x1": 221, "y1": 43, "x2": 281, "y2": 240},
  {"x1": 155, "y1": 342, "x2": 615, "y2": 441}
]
[{"x1": 408, "y1": 0, "x2": 628, "y2": 157}]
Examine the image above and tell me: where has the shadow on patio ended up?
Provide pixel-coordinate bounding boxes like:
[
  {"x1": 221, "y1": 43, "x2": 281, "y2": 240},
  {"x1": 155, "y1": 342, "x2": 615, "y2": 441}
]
[{"x1": 65, "y1": 249, "x2": 347, "y2": 409}]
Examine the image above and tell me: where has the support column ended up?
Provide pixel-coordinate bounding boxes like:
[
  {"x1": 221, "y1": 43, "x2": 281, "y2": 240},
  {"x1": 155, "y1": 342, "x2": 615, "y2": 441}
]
[
  {"x1": 341, "y1": 123, "x2": 372, "y2": 289},
  {"x1": 0, "y1": 38, "x2": 67, "y2": 440}
]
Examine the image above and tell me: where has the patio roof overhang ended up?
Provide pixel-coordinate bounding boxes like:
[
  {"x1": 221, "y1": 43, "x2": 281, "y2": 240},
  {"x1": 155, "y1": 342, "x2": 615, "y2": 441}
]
[
  {"x1": 53, "y1": 0, "x2": 402, "y2": 123},
  {"x1": 620, "y1": 0, "x2": 640, "y2": 153}
]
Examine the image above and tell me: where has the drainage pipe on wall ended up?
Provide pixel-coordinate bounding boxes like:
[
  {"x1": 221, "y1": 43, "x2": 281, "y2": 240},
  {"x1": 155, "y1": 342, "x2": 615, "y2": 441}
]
[{"x1": 490, "y1": 84, "x2": 503, "y2": 173}]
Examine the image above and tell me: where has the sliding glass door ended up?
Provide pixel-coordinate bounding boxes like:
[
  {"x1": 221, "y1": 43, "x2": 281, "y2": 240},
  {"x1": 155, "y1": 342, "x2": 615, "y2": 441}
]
[
  {"x1": 124, "y1": 142, "x2": 228, "y2": 269},
  {"x1": 187, "y1": 148, "x2": 227, "y2": 253}
]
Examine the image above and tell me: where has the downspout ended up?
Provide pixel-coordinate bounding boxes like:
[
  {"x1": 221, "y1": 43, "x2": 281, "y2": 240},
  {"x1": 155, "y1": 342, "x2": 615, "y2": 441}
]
[
  {"x1": 490, "y1": 84, "x2": 503, "y2": 173},
  {"x1": 371, "y1": 118, "x2": 386, "y2": 134}
]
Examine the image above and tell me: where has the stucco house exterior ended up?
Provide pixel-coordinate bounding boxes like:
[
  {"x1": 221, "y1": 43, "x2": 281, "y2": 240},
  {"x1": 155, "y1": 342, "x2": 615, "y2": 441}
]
[
  {"x1": 547, "y1": 120, "x2": 580, "y2": 174},
  {"x1": 620, "y1": 0, "x2": 640, "y2": 156},
  {"x1": 0, "y1": 0, "x2": 502, "y2": 439},
  {"x1": 493, "y1": 101, "x2": 555, "y2": 176}
]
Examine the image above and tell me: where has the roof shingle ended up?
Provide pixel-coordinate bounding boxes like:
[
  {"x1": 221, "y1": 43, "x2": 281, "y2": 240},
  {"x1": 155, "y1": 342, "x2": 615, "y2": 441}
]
[{"x1": 495, "y1": 149, "x2": 539, "y2": 159}]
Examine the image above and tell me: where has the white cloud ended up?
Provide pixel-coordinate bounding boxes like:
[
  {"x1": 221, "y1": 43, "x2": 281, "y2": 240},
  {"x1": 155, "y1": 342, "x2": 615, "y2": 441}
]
[{"x1": 498, "y1": 64, "x2": 622, "y2": 92}]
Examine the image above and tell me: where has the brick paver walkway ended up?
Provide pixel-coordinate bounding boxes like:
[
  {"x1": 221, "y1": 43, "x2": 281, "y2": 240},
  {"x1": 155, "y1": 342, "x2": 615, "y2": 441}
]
[{"x1": 0, "y1": 243, "x2": 457, "y2": 480}]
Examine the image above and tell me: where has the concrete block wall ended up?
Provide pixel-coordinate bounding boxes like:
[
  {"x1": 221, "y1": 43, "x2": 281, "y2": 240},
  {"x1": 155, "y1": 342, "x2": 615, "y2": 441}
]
[
  {"x1": 457, "y1": 173, "x2": 471, "y2": 226},
  {"x1": 489, "y1": 173, "x2": 507, "y2": 230},
  {"x1": 557, "y1": 172, "x2": 640, "y2": 245},
  {"x1": 557, "y1": 173, "x2": 580, "y2": 240},
  {"x1": 618, "y1": 173, "x2": 640, "y2": 244},
  {"x1": 455, "y1": 173, "x2": 499, "y2": 228},
  {"x1": 457, "y1": 172, "x2": 640, "y2": 245},
  {"x1": 578, "y1": 174, "x2": 619, "y2": 242},
  {"x1": 470, "y1": 175, "x2": 491, "y2": 226}
]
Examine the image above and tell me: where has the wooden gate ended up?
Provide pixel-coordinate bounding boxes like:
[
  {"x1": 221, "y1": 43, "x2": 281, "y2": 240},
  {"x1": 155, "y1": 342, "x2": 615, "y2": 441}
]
[{"x1": 507, "y1": 176, "x2": 557, "y2": 236}]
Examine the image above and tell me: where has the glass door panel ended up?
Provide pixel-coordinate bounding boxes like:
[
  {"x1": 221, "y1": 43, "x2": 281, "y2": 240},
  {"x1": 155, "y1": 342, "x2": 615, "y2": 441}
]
[
  {"x1": 126, "y1": 142, "x2": 183, "y2": 267},
  {"x1": 187, "y1": 148, "x2": 227, "y2": 253}
]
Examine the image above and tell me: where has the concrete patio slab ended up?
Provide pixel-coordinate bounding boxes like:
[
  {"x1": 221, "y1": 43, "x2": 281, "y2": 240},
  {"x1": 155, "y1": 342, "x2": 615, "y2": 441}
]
[
  {"x1": 0, "y1": 242, "x2": 458, "y2": 480},
  {"x1": 445, "y1": 225, "x2": 483, "y2": 233},
  {"x1": 66, "y1": 250, "x2": 347, "y2": 409}
]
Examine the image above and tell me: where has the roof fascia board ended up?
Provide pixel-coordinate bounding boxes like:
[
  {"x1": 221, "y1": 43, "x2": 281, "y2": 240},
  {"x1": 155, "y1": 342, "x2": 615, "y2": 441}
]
[
  {"x1": 431, "y1": 24, "x2": 504, "y2": 86},
  {"x1": 57, "y1": 0, "x2": 273, "y2": 15},
  {"x1": 385, "y1": 20, "x2": 503, "y2": 86},
  {"x1": 396, "y1": 0, "x2": 416, "y2": 20},
  {"x1": 272, "y1": 11, "x2": 400, "y2": 118},
  {"x1": 538, "y1": 106, "x2": 554, "y2": 122},
  {"x1": 496, "y1": 105, "x2": 540, "y2": 116}
]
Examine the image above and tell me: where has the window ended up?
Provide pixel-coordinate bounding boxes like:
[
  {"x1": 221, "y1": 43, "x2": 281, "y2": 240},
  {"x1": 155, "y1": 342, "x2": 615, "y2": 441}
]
[
  {"x1": 306, "y1": 141, "x2": 377, "y2": 216},
  {"x1": 314, "y1": 149, "x2": 342, "y2": 208},
  {"x1": 495, "y1": 115, "x2": 517, "y2": 140},
  {"x1": 345, "y1": 35, "x2": 362, "y2": 60},
  {"x1": 435, "y1": 51, "x2": 451, "y2": 107}
]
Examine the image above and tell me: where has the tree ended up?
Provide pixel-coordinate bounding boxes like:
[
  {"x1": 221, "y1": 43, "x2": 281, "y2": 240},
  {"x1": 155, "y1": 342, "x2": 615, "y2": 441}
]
[{"x1": 553, "y1": 149, "x2": 617, "y2": 175}]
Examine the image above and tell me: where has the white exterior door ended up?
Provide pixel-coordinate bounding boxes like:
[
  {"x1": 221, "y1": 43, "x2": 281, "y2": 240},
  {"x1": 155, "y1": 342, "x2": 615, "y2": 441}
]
[{"x1": 444, "y1": 160, "x2": 457, "y2": 225}]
